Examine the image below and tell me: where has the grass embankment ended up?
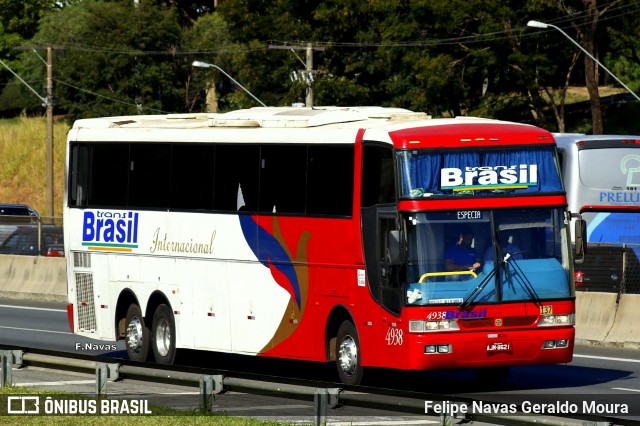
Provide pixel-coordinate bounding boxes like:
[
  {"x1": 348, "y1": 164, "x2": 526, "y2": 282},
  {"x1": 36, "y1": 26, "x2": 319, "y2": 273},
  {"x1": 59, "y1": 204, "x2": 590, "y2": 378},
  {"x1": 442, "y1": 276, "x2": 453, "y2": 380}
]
[
  {"x1": 557, "y1": 85, "x2": 625, "y2": 104},
  {"x1": 0, "y1": 386, "x2": 287, "y2": 425},
  {"x1": 0, "y1": 117, "x2": 69, "y2": 218}
]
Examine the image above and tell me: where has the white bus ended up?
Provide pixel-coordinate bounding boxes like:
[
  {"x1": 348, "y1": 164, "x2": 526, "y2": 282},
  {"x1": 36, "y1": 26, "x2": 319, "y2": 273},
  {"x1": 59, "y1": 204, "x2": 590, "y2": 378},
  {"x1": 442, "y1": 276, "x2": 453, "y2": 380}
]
[
  {"x1": 555, "y1": 133, "x2": 640, "y2": 293},
  {"x1": 64, "y1": 107, "x2": 578, "y2": 385}
]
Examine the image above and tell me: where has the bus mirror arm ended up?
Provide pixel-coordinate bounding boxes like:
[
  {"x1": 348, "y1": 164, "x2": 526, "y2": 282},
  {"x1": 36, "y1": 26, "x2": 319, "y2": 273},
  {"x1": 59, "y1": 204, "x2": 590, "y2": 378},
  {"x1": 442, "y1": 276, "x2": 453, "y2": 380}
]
[{"x1": 574, "y1": 217, "x2": 587, "y2": 264}]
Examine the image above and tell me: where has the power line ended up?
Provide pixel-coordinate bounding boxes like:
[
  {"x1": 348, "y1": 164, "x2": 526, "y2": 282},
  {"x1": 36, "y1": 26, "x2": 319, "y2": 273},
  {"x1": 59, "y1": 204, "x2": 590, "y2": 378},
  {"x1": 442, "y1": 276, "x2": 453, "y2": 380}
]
[
  {"x1": 269, "y1": 43, "x2": 324, "y2": 107},
  {"x1": 55, "y1": 79, "x2": 171, "y2": 114}
]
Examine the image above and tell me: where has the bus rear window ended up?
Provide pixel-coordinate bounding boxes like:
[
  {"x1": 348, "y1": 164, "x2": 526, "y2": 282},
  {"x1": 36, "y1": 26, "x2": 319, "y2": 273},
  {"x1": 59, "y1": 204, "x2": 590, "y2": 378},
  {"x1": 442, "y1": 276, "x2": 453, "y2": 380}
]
[{"x1": 579, "y1": 148, "x2": 640, "y2": 190}]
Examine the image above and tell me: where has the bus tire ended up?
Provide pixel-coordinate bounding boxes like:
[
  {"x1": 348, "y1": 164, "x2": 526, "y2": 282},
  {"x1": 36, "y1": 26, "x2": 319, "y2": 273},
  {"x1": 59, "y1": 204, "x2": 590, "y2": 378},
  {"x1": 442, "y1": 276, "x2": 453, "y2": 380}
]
[
  {"x1": 335, "y1": 320, "x2": 363, "y2": 385},
  {"x1": 151, "y1": 304, "x2": 176, "y2": 365},
  {"x1": 125, "y1": 303, "x2": 150, "y2": 362}
]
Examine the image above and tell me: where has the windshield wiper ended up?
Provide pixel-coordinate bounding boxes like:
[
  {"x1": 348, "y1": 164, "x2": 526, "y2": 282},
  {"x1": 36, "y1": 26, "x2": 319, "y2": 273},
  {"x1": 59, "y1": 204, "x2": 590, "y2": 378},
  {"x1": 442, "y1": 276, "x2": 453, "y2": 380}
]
[
  {"x1": 459, "y1": 254, "x2": 507, "y2": 311},
  {"x1": 460, "y1": 230, "x2": 506, "y2": 310},
  {"x1": 503, "y1": 255, "x2": 541, "y2": 305}
]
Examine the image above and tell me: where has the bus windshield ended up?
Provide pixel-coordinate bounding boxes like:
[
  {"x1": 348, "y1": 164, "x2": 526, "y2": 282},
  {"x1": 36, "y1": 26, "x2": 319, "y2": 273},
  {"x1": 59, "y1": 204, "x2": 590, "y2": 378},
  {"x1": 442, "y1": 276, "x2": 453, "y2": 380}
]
[
  {"x1": 405, "y1": 208, "x2": 571, "y2": 306},
  {"x1": 397, "y1": 146, "x2": 563, "y2": 197}
]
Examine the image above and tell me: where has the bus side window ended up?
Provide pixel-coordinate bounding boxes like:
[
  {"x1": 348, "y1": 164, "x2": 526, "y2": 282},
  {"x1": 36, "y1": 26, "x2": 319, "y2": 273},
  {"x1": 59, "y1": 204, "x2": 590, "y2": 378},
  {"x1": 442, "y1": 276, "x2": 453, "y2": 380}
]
[
  {"x1": 214, "y1": 145, "x2": 259, "y2": 212},
  {"x1": 259, "y1": 145, "x2": 306, "y2": 214},
  {"x1": 70, "y1": 144, "x2": 88, "y2": 206},
  {"x1": 361, "y1": 145, "x2": 395, "y2": 207},
  {"x1": 88, "y1": 143, "x2": 129, "y2": 207},
  {"x1": 129, "y1": 143, "x2": 172, "y2": 209},
  {"x1": 171, "y1": 144, "x2": 214, "y2": 210},
  {"x1": 307, "y1": 145, "x2": 354, "y2": 216}
]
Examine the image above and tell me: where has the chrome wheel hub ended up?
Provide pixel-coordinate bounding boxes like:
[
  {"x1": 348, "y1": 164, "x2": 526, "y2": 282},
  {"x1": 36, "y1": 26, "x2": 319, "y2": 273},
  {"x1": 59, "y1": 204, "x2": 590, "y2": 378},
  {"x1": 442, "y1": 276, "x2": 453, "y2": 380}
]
[
  {"x1": 155, "y1": 317, "x2": 171, "y2": 357},
  {"x1": 126, "y1": 316, "x2": 143, "y2": 353},
  {"x1": 338, "y1": 335, "x2": 358, "y2": 376}
]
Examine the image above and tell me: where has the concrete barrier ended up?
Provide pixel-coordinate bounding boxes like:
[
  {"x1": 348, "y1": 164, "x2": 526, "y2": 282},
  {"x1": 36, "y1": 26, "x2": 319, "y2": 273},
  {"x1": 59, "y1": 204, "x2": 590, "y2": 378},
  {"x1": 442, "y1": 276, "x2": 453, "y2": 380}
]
[
  {"x1": 603, "y1": 294, "x2": 640, "y2": 349},
  {"x1": 0, "y1": 255, "x2": 66, "y2": 302},
  {"x1": 574, "y1": 291, "x2": 618, "y2": 344}
]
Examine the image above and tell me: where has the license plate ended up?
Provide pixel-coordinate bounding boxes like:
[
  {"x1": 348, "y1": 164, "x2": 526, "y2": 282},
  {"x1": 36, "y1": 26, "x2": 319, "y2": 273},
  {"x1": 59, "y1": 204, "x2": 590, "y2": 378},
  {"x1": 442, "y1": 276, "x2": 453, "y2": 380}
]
[{"x1": 486, "y1": 342, "x2": 511, "y2": 352}]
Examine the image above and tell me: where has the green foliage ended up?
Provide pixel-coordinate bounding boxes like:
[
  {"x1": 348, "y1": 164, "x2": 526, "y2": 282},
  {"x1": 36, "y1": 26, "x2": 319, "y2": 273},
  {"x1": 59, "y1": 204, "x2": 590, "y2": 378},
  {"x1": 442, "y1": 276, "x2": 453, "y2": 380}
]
[
  {"x1": 0, "y1": 0, "x2": 59, "y2": 39},
  {"x1": 0, "y1": 0, "x2": 60, "y2": 113},
  {"x1": 19, "y1": 1, "x2": 184, "y2": 118},
  {"x1": 314, "y1": 74, "x2": 370, "y2": 106},
  {"x1": 0, "y1": 0, "x2": 637, "y2": 129},
  {"x1": 607, "y1": 11, "x2": 640, "y2": 93}
]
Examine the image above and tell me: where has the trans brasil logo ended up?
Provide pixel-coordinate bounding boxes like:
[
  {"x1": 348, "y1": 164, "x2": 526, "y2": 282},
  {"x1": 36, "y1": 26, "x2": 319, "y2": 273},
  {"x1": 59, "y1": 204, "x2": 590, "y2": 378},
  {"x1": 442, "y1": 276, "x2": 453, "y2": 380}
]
[
  {"x1": 82, "y1": 211, "x2": 139, "y2": 252},
  {"x1": 441, "y1": 164, "x2": 538, "y2": 191}
]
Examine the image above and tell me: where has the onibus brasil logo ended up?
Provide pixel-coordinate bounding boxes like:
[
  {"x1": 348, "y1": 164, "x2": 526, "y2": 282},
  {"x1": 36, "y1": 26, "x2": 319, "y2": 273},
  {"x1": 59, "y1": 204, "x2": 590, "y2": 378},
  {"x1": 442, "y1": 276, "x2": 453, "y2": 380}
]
[{"x1": 82, "y1": 211, "x2": 139, "y2": 252}]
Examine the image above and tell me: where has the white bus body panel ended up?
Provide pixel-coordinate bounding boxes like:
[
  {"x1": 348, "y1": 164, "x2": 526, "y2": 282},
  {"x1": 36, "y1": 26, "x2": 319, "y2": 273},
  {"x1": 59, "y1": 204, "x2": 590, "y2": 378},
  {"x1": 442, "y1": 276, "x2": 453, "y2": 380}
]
[{"x1": 68, "y1": 208, "x2": 290, "y2": 354}]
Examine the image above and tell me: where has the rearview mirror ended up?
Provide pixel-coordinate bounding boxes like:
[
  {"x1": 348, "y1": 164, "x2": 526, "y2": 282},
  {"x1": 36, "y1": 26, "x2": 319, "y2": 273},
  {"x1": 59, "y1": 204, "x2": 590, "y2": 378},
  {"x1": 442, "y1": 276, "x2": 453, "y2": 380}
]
[{"x1": 574, "y1": 218, "x2": 587, "y2": 264}]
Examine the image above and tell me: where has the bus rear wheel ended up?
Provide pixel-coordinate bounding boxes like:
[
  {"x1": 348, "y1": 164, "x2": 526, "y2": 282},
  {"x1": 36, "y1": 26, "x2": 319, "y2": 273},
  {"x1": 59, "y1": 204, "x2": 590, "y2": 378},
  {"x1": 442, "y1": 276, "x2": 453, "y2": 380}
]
[
  {"x1": 335, "y1": 320, "x2": 363, "y2": 385},
  {"x1": 125, "y1": 303, "x2": 150, "y2": 362},
  {"x1": 151, "y1": 304, "x2": 176, "y2": 365}
]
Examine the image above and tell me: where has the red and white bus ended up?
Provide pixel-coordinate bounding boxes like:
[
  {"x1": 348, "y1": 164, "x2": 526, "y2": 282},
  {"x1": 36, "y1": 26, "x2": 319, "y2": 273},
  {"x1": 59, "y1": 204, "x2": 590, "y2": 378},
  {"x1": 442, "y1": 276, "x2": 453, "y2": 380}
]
[{"x1": 65, "y1": 107, "x2": 579, "y2": 385}]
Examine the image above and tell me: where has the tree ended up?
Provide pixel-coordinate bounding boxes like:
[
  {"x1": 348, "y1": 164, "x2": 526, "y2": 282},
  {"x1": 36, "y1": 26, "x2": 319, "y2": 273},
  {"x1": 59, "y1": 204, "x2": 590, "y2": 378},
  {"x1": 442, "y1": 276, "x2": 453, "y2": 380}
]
[
  {"x1": 145, "y1": 0, "x2": 216, "y2": 25},
  {"x1": 182, "y1": 12, "x2": 247, "y2": 111},
  {"x1": 310, "y1": 0, "x2": 397, "y2": 106},
  {"x1": 217, "y1": 0, "x2": 324, "y2": 107},
  {"x1": 547, "y1": 0, "x2": 627, "y2": 134},
  {"x1": 3, "y1": 0, "x2": 636, "y2": 131},
  {"x1": 0, "y1": 0, "x2": 61, "y2": 114},
  {"x1": 0, "y1": 0, "x2": 60, "y2": 40},
  {"x1": 410, "y1": 0, "x2": 566, "y2": 125},
  {"x1": 22, "y1": 1, "x2": 184, "y2": 118},
  {"x1": 606, "y1": 5, "x2": 640, "y2": 93}
]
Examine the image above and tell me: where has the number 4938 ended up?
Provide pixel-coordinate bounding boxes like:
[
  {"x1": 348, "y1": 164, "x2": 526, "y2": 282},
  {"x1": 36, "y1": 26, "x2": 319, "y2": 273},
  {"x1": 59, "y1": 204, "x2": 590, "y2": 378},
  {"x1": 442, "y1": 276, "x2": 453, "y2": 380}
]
[{"x1": 385, "y1": 327, "x2": 403, "y2": 345}]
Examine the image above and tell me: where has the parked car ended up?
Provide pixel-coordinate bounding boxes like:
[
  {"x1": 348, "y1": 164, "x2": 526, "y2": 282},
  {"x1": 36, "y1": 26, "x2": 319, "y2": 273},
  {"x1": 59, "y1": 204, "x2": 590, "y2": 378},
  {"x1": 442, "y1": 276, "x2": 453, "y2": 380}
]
[
  {"x1": 0, "y1": 204, "x2": 40, "y2": 245},
  {"x1": 0, "y1": 225, "x2": 64, "y2": 257}
]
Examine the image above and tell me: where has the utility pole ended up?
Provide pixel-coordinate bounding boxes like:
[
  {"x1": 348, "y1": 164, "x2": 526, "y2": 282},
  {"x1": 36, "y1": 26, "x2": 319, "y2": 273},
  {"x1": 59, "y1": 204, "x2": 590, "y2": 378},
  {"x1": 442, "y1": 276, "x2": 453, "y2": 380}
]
[
  {"x1": 305, "y1": 43, "x2": 314, "y2": 107},
  {"x1": 1, "y1": 46, "x2": 55, "y2": 217},
  {"x1": 269, "y1": 43, "x2": 324, "y2": 107},
  {"x1": 46, "y1": 46, "x2": 54, "y2": 218}
]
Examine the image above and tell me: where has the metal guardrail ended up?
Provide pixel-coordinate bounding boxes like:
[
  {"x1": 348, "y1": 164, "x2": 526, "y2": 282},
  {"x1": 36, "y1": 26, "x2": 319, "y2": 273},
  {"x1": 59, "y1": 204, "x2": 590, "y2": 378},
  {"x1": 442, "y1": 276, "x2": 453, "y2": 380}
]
[{"x1": 0, "y1": 349, "x2": 625, "y2": 426}]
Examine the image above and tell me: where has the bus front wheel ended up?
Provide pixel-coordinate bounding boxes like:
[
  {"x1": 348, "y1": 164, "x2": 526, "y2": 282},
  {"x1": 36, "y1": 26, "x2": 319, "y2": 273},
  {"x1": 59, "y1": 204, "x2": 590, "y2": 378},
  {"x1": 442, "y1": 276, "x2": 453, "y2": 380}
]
[
  {"x1": 125, "y1": 303, "x2": 150, "y2": 362},
  {"x1": 151, "y1": 304, "x2": 176, "y2": 365},
  {"x1": 335, "y1": 320, "x2": 363, "y2": 385}
]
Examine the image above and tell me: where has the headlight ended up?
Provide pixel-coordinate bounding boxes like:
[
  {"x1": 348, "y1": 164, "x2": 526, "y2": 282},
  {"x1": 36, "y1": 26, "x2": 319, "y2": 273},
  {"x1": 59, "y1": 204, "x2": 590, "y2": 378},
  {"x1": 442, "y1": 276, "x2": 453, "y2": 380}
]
[
  {"x1": 409, "y1": 320, "x2": 425, "y2": 332},
  {"x1": 409, "y1": 319, "x2": 459, "y2": 332},
  {"x1": 538, "y1": 313, "x2": 575, "y2": 326}
]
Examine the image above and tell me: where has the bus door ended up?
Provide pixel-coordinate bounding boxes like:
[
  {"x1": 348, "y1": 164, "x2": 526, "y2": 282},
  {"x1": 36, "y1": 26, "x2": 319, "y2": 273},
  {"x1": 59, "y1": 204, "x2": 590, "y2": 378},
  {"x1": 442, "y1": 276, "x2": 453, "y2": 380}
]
[
  {"x1": 359, "y1": 143, "x2": 407, "y2": 364},
  {"x1": 361, "y1": 205, "x2": 407, "y2": 363}
]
